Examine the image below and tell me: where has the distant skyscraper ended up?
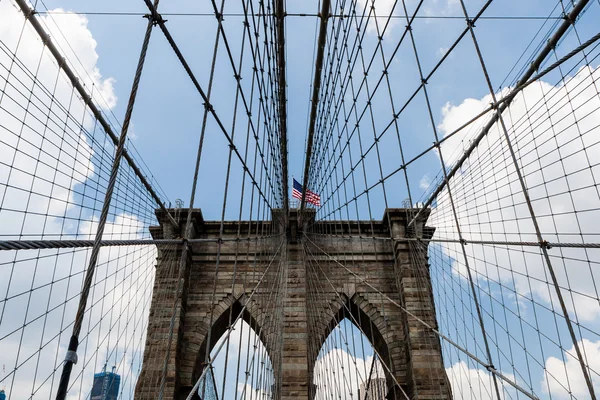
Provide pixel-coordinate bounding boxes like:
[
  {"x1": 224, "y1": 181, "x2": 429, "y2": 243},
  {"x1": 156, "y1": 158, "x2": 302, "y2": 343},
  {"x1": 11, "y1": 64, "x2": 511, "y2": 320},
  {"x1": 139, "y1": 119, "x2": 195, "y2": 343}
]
[
  {"x1": 359, "y1": 377, "x2": 386, "y2": 400},
  {"x1": 91, "y1": 366, "x2": 120, "y2": 400}
]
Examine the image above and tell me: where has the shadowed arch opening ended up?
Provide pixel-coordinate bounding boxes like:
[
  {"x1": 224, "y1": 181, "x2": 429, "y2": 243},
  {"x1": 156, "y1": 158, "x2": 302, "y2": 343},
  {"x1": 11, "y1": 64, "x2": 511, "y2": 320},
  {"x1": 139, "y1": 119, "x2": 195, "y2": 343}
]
[
  {"x1": 312, "y1": 297, "x2": 407, "y2": 399},
  {"x1": 188, "y1": 299, "x2": 275, "y2": 400}
]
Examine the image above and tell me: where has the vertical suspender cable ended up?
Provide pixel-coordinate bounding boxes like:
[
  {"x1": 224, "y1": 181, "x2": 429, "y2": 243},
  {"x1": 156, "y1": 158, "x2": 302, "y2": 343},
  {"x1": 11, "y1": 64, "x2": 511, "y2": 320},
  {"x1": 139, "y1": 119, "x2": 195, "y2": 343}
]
[
  {"x1": 275, "y1": 0, "x2": 290, "y2": 227},
  {"x1": 408, "y1": 0, "x2": 592, "y2": 228},
  {"x1": 456, "y1": 0, "x2": 597, "y2": 396},
  {"x1": 12, "y1": 0, "x2": 179, "y2": 231},
  {"x1": 301, "y1": 0, "x2": 332, "y2": 215},
  {"x1": 48, "y1": 2, "x2": 162, "y2": 397}
]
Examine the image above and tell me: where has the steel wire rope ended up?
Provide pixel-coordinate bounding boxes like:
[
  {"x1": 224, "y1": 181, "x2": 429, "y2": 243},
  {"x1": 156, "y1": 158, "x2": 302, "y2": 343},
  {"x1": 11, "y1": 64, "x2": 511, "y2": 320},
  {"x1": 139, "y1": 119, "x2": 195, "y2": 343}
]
[
  {"x1": 334, "y1": 4, "x2": 412, "y2": 396},
  {"x1": 309, "y1": 1, "x2": 576, "y2": 216},
  {"x1": 47, "y1": 0, "x2": 163, "y2": 395},
  {"x1": 215, "y1": 2, "x2": 260, "y2": 397},
  {"x1": 318, "y1": 31, "x2": 600, "y2": 222},
  {"x1": 409, "y1": 0, "x2": 597, "y2": 227},
  {"x1": 196, "y1": 0, "x2": 282, "y2": 396},
  {"x1": 304, "y1": 234, "x2": 541, "y2": 399},
  {"x1": 12, "y1": 0, "x2": 180, "y2": 230},
  {"x1": 456, "y1": 0, "x2": 597, "y2": 396},
  {"x1": 0, "y1": 242, "x2": 159, "y2": 389}
]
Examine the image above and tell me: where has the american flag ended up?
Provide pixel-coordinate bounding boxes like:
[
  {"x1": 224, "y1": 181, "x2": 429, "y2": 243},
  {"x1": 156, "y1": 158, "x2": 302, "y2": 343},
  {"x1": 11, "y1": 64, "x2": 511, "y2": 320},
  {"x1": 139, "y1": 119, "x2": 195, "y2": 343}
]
[{"x1": 292, "y1": 178, "x2": 321, "y2": 207}]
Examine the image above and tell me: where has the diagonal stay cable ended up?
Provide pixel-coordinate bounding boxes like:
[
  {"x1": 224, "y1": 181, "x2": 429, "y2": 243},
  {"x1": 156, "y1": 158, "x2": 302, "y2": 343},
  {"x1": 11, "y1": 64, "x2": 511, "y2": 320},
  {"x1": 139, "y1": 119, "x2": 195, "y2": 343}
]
[
  {"x1": 318, "y1": 29, "x2": 600, "y2": 220},
  {"x1": 141, "y1": 0, "x2": 275, "y2": 211},
  {"x1": 301, "y1": 0, "x2": 332, "y2": 215},
  {"x1": 51, "y1": 1, "x2": 162, "y2": 397},
  {"x1": 408, "y1": 0, "x2": 595, "y2": 228},
  {"x1": 303, "y1": 234, "x2": 540, "y2": 400},
  {"x1": 157, "y1": 0, "x2": 229, "y2": 394},
  {"x1": 13, "y1": 0, "x2": 178, "y2": 231}
]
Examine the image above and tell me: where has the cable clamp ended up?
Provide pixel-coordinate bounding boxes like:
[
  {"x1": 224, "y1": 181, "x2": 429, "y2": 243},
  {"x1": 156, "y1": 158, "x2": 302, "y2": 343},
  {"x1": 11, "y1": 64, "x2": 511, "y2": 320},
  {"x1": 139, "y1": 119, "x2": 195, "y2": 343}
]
[
  {"x1": 466, "y1": 18, "x2": 475, "y2": 28},
  {"x1": 485, "y1": 363, "x2": 496, "y2": 372},
  {"x1": 203, "y1": 102, "x2": 214, "y2": 112},
  {"x1": 65, "y1": 350, "x2": 78, "y2": 364},
  {"x1": 460, "y1": 238, "x2": 468, "y2": 245},
  {"x1": 23, "y1": 7, "x2": 36, "y2": 19},
  {"x1": 562, "y1": 12, "x2": 574, "y2": 25},
  {"x1": 40, "y1": 32, "x2": 52, "y2": 46},
  {"x1": 540, "y1": 240, "x2": 552, "y2": 249},
  {"x1": 144, "y1": 13, "x2": 166, "y2": 26}
]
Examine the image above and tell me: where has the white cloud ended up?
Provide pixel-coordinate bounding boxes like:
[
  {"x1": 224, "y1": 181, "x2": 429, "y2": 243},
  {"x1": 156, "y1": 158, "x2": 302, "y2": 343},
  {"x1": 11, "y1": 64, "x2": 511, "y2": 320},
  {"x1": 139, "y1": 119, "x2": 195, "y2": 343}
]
[
  {"x1": 0, "y1": 2, "x2": 151, "y2": 399},
  {"x1": 209, "y1": 318, "x2": 274, "y2": 400},
  {"x1": 446, "y1": 361, "x2": 518, "y2": 400},
  {"x1": 428, "y1": 64, "x2": 600, "y2": 397},
  {"x1": 432, "y1": 65, "x2": 600, "y2": 322},
  {"x1": 314, "y1": 347, "x2": 386, "y2": 399},
  {"x1": 423, "y1": 0, "x2": 462, "y2": 19},
  {"x1": 0, "y1": 0, "x2": 119, "y2": 241},
  {"x1": 438, "y1": 46, "x2": 450, "y2": 58},
  {"x1": 0, "y1": 213, "x2": 155, "y2": 400},
  {"x1": 237, "y1": 383, "x2": 271, "y2": 400},
  {"x1": 0, "y1": 2, "x2": 116, "y2": 110},
  {"x1": 544, "y1": 339, "x2": 600, "y2": 399},
  {"x1": 356, "y1": 0, "x2": 399, "y2": 34},
  {"x1": 420, "y1": 174, "x2": 432, "y2": 190}
]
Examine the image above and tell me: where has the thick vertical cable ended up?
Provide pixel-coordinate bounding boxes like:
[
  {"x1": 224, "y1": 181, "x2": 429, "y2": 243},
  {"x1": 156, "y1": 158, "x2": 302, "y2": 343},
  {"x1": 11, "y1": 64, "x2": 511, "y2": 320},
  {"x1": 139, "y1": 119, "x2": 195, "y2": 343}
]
[
  {"x1": 301, "y1": 0, "x2": 332, "y2": 214},
  {"x1": 456, "y1": 0, "x2": 597, "y2": 397},
  {"x1": 53, "y1": 3, "x2": 161, "y2": 398},
  {"x1": 12, "y1": 0, "x2": 179, "y2": 231},
  {"x1": 275, "y1": 0, "x2": 290, "y2": 226}
]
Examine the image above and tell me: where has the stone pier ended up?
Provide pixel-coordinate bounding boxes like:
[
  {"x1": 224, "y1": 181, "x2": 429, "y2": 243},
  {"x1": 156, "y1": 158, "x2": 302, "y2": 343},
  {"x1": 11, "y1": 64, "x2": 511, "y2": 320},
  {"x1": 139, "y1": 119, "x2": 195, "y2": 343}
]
[{"x1": 134, "y1": 208, "x2": 451, "y2": 399}]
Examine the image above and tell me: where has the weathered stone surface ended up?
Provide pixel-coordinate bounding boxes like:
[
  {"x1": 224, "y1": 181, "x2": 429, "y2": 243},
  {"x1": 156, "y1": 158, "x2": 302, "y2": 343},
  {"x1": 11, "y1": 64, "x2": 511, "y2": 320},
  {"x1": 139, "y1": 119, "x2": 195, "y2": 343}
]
[{"x1": 135, "y1": 208, "x2": 451, "y2": 399}]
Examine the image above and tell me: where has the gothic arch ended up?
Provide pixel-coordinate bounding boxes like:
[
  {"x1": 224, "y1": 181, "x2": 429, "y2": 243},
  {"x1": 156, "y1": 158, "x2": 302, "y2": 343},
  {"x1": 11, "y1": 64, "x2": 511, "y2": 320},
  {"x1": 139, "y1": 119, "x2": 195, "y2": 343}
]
[
  {"x1": 177, "y1": 293, "x2": 276, "y2": 399},
  {"x1": 310, "y1": 293, "x2": 409, "y2": 398}
]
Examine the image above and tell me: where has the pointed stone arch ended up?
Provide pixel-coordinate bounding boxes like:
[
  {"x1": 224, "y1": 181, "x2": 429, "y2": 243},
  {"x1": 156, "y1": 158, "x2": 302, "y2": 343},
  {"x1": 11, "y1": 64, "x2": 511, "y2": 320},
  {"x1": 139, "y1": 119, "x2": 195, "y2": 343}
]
[
  {"x1": 309, "y1": 292, "x2": 410, "y2": 399},
  {"x1": 189, "y1": 294, "x2": 276, "y2": 385},
  {"x1": 173, "y1": 292, "x2": 278, "y2": 399}
]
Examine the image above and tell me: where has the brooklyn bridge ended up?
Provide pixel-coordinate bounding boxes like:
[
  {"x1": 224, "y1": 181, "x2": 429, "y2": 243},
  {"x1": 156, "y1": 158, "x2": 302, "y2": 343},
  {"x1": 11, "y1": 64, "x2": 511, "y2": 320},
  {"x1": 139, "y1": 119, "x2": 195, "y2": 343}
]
[{"x1": 0, "y1": 0, "x2": 599, "y2": 399}]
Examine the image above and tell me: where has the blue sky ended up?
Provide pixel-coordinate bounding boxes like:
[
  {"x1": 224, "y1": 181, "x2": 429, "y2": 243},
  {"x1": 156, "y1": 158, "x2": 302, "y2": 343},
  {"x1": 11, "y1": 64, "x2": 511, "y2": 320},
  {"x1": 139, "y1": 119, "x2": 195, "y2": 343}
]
[{"x1": 31, "y1": 0, "x2": 599, "y2": 220}]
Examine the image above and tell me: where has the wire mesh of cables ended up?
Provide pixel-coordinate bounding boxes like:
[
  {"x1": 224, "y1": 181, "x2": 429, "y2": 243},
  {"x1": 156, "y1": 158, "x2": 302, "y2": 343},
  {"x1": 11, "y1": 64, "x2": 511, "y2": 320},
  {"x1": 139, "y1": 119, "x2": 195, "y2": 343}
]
[
  {"x1": 0, "y1": 0, "x2": 286, "y2": 398},
  {"x1": 300, "y1": 0, "x2": 600, "y2": 399}
]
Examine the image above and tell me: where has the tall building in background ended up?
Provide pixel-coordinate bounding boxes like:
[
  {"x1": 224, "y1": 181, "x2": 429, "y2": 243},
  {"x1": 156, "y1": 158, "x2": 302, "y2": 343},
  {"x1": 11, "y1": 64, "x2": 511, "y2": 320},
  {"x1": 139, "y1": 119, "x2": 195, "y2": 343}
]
[
  {"x1": 359, "y1": 377, "x2": 387, "y2": 400},
  {"x1": 91, "y1": 366, "x2": 120, "y2": 400}
]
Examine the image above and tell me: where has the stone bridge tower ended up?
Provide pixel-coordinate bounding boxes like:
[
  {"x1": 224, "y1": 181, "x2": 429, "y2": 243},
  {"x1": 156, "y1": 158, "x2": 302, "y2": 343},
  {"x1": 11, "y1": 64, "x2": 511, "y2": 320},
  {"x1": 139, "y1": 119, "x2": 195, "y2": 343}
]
[{"x1": 134, "y1": 208, "x2": 451, "y2": 399}]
